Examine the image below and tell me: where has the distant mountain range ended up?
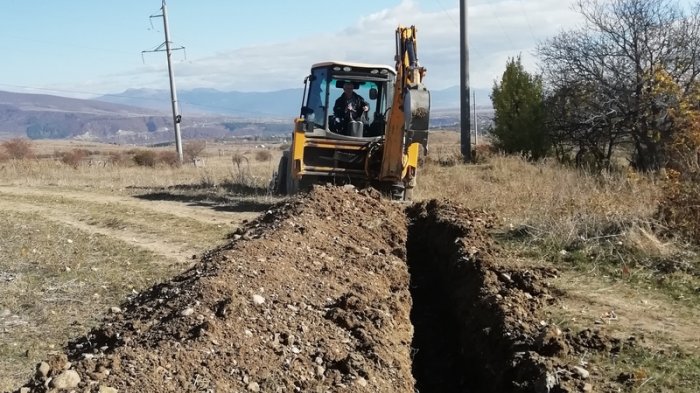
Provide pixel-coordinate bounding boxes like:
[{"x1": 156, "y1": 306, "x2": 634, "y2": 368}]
[
  {"x1": 0, "y1": 86, "x2": 491, "y2": 143},
  {"x1": 96, "y1": 86, "x2": 492, "y2": 117}
]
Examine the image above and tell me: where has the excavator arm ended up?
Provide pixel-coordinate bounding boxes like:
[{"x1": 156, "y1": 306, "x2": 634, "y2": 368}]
[{"x1": 379, "y1": 25, "x2": 430, "y2": 184}]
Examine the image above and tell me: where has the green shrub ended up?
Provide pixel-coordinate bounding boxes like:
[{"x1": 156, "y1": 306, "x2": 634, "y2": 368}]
[{"x1": 490, "y1": 56, "x2": 549, "y2": 159}]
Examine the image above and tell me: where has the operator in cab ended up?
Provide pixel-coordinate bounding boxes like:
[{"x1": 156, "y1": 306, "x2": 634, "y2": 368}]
[{"x1": 333, "y1": 81, "x2": 369, "y2": 135}]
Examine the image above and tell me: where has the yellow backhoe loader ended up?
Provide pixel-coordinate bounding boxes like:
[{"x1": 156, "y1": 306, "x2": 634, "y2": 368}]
[{"x1": 275, "y1": 25, "x2": 429, "y2": 200}]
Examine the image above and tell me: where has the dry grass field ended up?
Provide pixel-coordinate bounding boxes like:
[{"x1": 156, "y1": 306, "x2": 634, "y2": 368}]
[{"x1": 1, "y1": 134, "x2": 698, "y2": 391}]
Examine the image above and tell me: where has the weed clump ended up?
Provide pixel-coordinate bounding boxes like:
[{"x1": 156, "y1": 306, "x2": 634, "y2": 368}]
[
  {"x1": 107, "y1": 151, "x2": 129, "y2": 166},
  {"x1": 254, "y1": 149, "x2": 272, "y2": 162},
  {"x1": 133, "y1": 150, "x2": 157, "y2": 167},
  {"x1": 158, "y1": 151, "x2": 181, "y2": 167},
  {"x1": 59, "y1": 149, "x2": 89, "y2": 169},
  {"x1": 184, "y1": 140, "x2": 206, "y2": 161},
  {"x1": 1, "y1": 138, "x2": 34, "y2": 160}
]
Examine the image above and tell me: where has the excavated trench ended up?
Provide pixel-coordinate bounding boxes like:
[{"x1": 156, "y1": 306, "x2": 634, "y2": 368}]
[
  {"x1": 406, "y1": 202, "x2": 503, "y2": 392},
  {"x1": 407, "y1": 209, "x2": 483, "y2": 392},
  {"x1": 405, "y1": 201, "x2": 564, "y2": 393}
]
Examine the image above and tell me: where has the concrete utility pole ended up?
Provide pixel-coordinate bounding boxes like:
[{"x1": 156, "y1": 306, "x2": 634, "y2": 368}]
[
  {"x1": 473, "y1": 90, "x2": 478, "y2": 146},
  {"x1": 460, "y1": 0, "x2": 471, "y2": 161},
  {"x1": 142, "y1": 0, "x2": 185, "y2": 162}
]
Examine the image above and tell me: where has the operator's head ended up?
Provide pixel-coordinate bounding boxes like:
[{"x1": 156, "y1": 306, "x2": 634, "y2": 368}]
[{"x1": 343, "y1": 82, "x2": 354, "y2": 94}]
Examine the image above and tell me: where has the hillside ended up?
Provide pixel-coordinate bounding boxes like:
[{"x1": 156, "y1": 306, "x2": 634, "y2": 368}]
[
  {"x1": 0, "y1": 87, "x2": 493, "y2": 143},
  {"x1": 0, "y1": 91, "x2": 290, "y2": 143},
  {"x1": 97, "y1": 86, "x2": 492, "y2": 116},
  {"x1": 97, "y1": 88, "x2": 304, "y2": 118}
]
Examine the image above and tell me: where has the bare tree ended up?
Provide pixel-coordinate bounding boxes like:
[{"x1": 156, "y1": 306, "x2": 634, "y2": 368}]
[
  {"x1": 1, "y1": 138, "x2": 34, "y2": 160},
  {"x1": 538, "y1": 0, "x2": 700, "y2": 170},
  {"x1": 183, "y1": 140, "x2": 207, "y2": 161}
]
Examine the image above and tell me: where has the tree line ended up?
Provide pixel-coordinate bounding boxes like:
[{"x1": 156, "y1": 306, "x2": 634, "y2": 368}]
[{"x1": 490, "y1": 0, "x2": 700, "y2": 174}]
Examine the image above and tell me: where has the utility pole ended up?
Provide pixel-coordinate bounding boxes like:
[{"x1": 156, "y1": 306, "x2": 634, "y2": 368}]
[
  {"x1": 460, "y1": 0, "x2": 471, "y2": 162},
  {"x1": 142, "y1": 0, "x2": 185, "y2": 162},
  {"x1": 473, "y1": 90, "x2": 478, "y2": 146}
]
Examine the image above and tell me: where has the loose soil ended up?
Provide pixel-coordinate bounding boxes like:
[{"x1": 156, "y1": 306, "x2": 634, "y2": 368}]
[{"x1": 12, "y1": 187, "x2": 624, "y2": 392}]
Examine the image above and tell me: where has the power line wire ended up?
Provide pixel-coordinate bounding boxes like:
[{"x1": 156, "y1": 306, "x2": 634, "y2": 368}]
[
  {"x1": 432, "y1": 0, "x2": 486, "y2": 60},
  {"x1": 518, "y1": 0, "x2": 538, "y2": 45}
]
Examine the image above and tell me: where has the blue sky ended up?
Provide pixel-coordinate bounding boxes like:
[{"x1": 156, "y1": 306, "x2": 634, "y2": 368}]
[{"x1": 0, "y1": 0, "x2": 585, "y2": 98}]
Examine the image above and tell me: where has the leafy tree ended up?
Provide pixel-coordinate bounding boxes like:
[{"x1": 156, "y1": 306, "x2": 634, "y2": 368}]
[
  {"x1": 538, "y1": 0, "x2": 700, "y2": 171},
  {"x1": 490, "y1": 56, "x2": 549, "y2": 159}
]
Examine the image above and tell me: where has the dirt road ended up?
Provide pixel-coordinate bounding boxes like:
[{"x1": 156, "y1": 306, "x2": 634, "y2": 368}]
[{"x1": 0, "y1": 185, "x2": 260, "y2": 262}]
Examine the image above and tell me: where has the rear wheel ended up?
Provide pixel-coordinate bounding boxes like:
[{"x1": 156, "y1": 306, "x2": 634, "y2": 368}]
[
  {"x1": 275, "y1": 153, "x2": 288, "y2": 195},
  {"x1": 284, "y1": 151, "x2": 299, "y2": 195}
]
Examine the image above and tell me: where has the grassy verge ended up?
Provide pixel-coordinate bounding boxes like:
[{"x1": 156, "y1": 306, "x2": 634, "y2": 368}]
[
  {"x1": 602, "y1": 345, "x2": 700, "y2": 392},
  {"x1": 0, "y1": 210, "x2": 183, "y2": 391}
]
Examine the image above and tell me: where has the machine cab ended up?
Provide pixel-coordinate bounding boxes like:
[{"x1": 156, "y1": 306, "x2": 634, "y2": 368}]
[{"x1": 300, "y1": 61, "x2": 396, "y2": 139}]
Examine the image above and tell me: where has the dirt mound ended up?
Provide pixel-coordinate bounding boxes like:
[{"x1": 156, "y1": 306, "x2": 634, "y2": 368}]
[
  {"x1": 17, "y1": 186, "x2": 414, "y2": 392},
  {"x1": 14, "y1": 187, "x2": 609, "y2": 392}
]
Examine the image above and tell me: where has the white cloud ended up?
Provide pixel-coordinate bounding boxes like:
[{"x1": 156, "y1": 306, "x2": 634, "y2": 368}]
[{"x1": 96, "y1": 0, "x2": 583, "y2": 94}]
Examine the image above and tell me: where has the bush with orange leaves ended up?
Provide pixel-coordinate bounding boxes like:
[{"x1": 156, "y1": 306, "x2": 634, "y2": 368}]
[
  {"x1": 653, "y1": 70, "x2": 700, "y2": 242},
  {"x1": 658, "y1": 169, "x2": 700, "y2": 242}
]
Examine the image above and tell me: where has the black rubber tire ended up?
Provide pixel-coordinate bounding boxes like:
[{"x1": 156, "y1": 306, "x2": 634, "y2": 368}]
[
  {"x1": 285, "y1": 151, "x2": 298, "y2": 195},
  {"x1": 276, "y1": 154, "x2": 288, "y2": 195}
]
